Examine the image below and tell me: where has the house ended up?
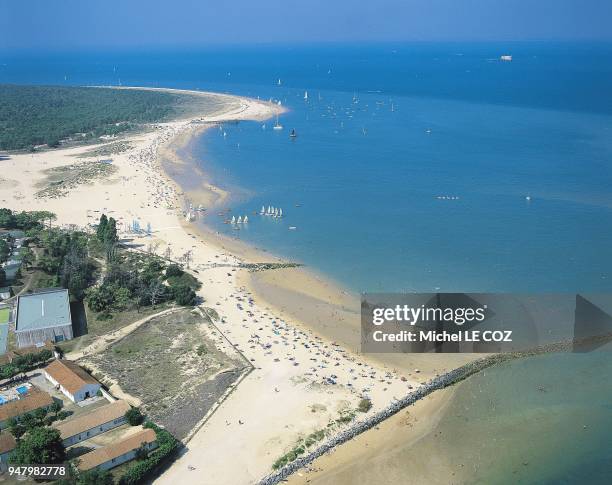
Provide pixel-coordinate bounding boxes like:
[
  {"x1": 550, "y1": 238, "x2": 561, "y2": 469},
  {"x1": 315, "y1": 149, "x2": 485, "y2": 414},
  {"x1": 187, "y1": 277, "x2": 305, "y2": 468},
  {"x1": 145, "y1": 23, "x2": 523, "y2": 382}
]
[
  {"x1": 44, "y1": 360, "x2": 100, "y2": 403},
  {"x1": 0, "y1": 388, "x2": 55, "y2": 429},
  {"x1": 0, "y1": 433, "x2": 16, "y2": 471},
  {"x1": 15, "y1": 289, "x2": 73, "y2": 347},
  {"x1": 0, "y1": 287, "x2": 12, "y2": 300},
  {"x1": 53, "y1": 400, "x2": 131, "y2": 447},
  {"x1": 77, "y1": 427, "x2": 158, "y2": 472}
]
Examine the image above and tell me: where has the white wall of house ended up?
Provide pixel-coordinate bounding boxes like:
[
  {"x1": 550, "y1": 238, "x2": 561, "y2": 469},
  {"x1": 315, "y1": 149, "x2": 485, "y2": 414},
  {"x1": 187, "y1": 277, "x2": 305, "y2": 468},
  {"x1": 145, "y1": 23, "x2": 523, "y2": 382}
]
[
  {"x1": 62, "y1": 416, "x2": 127, "y2": 447},
  {"x1": 45, "y1": 372, "x2": 100, "y2": 403},
  {"x1": 96, "y1": 441, "x2": 158, "y2": 471}
]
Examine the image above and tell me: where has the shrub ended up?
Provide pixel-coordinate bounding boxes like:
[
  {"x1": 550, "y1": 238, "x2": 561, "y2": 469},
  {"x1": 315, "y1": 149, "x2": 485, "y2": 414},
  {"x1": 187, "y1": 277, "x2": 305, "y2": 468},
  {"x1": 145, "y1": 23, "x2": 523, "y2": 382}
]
[
  {"x1": 165, "y1": 264, "x2": 183, "y2": 278},
  {"x1": 125, "y1": 407, "x2": 144, "y2": 426},
  {"x1": 357, "y1": 398, "x2": 372, "y2": 413}
]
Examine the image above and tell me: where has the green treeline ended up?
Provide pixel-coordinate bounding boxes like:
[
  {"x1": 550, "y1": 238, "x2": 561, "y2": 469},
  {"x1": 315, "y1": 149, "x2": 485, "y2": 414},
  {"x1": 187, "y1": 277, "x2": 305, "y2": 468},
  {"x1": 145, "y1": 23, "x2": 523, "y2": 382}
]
[{"x1": 0, "y1": 85, "x2": 180, "y2": 151}]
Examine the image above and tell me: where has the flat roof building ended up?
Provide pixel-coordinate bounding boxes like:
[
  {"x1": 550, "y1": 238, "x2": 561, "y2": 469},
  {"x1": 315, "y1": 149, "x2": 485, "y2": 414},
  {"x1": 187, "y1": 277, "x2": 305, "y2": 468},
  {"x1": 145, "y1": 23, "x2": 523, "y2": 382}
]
[{"x1": 15, "y1": 289, "x2": 73, "y2": 348}]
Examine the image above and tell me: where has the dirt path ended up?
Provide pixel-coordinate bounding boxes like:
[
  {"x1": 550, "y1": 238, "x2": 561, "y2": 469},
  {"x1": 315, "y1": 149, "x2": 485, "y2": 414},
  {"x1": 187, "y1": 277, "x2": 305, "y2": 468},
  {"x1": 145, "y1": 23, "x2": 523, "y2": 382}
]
[{"x1": 66, "y1": 306, "x2": 182, "y2": 361}]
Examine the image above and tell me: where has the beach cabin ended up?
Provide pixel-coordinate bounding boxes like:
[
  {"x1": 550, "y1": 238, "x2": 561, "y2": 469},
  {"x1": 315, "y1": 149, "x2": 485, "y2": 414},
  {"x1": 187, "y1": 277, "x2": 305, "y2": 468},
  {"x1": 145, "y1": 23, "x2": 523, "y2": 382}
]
[
  {"x1": 44, "y1": 359, "x2": 101, "y2": 403},
  {"x1": 53, "y1": 400, "x2": 131, "y2": 447},
  {"x1": 77, "y1": 427, "x2": 158, "y2": 472},
  {"x1": 15, "y1": 289, "x2": 73, "y2": 347}
]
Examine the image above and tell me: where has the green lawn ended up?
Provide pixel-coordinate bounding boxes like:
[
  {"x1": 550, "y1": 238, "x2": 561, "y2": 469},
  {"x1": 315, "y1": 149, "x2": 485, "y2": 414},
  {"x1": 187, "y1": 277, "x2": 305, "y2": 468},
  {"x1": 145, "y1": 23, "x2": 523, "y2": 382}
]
[{"x1": 0, "y1": 307, "x2": 9, "y2": 324}]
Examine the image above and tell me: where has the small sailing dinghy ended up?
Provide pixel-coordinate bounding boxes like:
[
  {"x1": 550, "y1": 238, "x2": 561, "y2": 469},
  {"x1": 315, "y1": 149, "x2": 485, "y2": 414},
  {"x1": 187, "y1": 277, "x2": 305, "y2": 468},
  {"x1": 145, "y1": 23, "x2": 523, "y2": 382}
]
[
  {"x1": 290, "y1": 129, "x2": 297, "y2": 138},
  {"x1": 260, "y1": 206, "x2": 265, "y2": 215},
  {"x1": 231, "y1": 216, "x2": 236, "y2": 224},
  {"x1": 273, "y1": 115, "x2": 283, "y2": 130}
]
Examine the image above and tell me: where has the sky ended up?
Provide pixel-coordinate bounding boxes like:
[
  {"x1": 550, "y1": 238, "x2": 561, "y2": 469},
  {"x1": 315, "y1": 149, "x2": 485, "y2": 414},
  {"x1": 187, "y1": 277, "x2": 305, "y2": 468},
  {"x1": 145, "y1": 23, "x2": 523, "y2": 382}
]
[{"x1": 2, "y1": 0, "x2": 611, "y2": 51}]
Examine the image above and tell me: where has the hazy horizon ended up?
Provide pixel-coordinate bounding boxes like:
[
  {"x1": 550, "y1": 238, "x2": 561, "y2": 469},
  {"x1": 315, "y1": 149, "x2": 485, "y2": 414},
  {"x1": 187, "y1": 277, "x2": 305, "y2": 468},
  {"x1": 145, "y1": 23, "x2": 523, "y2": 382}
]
[{"x1": 2, "y1": 0, "x2": 612, "y2": 52}]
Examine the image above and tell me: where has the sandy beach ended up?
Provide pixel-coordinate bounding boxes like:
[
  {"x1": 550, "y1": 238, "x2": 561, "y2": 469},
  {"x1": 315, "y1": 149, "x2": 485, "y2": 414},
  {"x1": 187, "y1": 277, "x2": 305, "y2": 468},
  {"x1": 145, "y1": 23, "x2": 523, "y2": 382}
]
[{"x1": 0, "y1": 87, "x2": 467, "y2": 484}]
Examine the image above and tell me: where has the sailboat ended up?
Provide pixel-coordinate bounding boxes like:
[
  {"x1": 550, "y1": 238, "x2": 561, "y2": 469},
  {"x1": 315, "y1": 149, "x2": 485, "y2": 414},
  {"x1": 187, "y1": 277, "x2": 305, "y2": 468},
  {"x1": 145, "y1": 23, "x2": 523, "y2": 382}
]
[
  {"x1": 267, "y1": 206, "x2": 272, "y2": 215},
  {"x1": 279, "y1": 208, "x2": 283, "y2": 217},
  {"x1": 273, "y1": 115, "x2": 283, "y2": 130},
  {"x1": 260, "y1": 206, "x2": 265, "y2": 215},
  {"x1": 304, "y1": 91, "x2": 309, "y2": 101},
  {"x1": 290, "y1": 129, "x2": 297, "y2": 138},
  {"x1": 237, "y1": 216, "x2": 243, "y2": 224},
  {"x1": 274, "y1": 208, "x2": 279, "y2": 217},
  {"x1": 231, "y1": 216, "x2": 236, "y2": 224},
  {"x1": 277, "y1": 78, "x2": 282, "y2": 86},
  {"x1": 244, "y1": 216, "x2": 249, "y2": 223}
]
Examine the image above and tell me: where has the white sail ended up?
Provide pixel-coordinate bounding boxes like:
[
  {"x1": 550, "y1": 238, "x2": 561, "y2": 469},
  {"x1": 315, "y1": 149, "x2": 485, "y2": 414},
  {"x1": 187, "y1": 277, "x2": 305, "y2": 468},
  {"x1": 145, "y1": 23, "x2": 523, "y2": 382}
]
[
  {"x1": 278, "y1": 78, "x2": 282, "y2": 85},
  {"x1": 244, "y1": 216, "x2": 249, "y2": 223},
  {"x1": 237, "y1": 216, "x2": 243, "y2": 224},
  {"x1": 274, "y1": 208, "x2": 279, "y2": 217},
  {"x1": 267, "y1": 205, "x2": 272, "y2": 214},
  {"x1": 279, "y1": 208, "x2": 283, "y2": 217},
  {"x1": 231, "y1": 216, "x2": 236, "y2": 224},
  {"x1": 304, "y1": 91, "x2": 308, "y2": 100},
  {"x1": 260, "y1": 206, "x2": 265, "y2": 215}
]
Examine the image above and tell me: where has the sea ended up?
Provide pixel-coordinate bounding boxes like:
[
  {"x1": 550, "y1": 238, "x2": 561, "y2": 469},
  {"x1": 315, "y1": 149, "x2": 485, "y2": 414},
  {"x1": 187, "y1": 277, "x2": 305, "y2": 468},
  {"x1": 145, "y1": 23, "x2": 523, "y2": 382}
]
[{"x1": 2, "y1": 42, "x2": 612, "y2": 483}]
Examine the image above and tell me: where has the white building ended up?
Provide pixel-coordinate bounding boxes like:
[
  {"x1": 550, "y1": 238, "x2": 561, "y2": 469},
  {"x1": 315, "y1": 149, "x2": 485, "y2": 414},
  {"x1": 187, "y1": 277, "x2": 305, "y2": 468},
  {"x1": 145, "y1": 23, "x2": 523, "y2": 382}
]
[
  {"x1": 44, "y1": 359, "x2": 101, "y2": 403},
  {"x1": 54, "y1": 400, "x2": 131, "y2": 447},
  {"x1": 78, "y1": 427, "x2": 158, "y2": 472}
]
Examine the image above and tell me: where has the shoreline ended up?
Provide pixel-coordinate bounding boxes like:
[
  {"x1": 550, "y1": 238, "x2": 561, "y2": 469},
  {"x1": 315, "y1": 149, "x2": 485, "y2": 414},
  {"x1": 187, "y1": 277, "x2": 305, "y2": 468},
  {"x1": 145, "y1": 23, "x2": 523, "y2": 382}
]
[
  {"x1": 0, "y1": 85, "x2": 469, "y2": 484},
  {"x1": 159, "y1": 113, "x2": 473, "y2": 379}
]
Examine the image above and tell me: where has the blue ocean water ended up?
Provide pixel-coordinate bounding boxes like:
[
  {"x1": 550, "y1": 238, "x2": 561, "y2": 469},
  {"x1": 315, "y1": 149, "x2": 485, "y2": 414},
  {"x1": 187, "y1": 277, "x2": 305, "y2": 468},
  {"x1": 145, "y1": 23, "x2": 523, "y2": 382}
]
[
  {"x1": 3, "y1": 43, "x2": 612, "y2": 483},
  {"x1": 3, "y1": 43, "x2": 612, "y2": 292}
]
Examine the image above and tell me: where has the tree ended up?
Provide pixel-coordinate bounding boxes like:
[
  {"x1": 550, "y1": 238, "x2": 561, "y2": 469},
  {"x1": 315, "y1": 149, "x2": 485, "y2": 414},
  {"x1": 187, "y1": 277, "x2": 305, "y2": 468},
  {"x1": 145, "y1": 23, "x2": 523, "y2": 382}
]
[
  {"x1": 0, "y1": 239, "x2": 9, "y2": 262},
  {"x1": 172, "y1": 283, "x2": 197, "y2": 306},
  {"x1": 125, "y1": 407, "x2": 144, "y2": 426},
  {"x1": 50, "y1": 401, "x2": 62, "y2": 414},
  {"x1": 0, "y1": 267, "x2": 5, "y2": 287},
  {"x1": 105, "y1": 217, "x2": 118, "y2": 245},
  {"x1": 165, "y1": 264, "x2": 183, "y2": 278},
  {"x1": 9, "y1": 427, "x2": 65, "y2": 465},
  {"x1": 96, "y1": 214, "x2": 108, "y2": 241},
  {"x1": 147, "y1": 280, "x2": 166, "y2": 308},
  {"x1": 8, "y1": 418, "x2": 26, "y2": 439}
]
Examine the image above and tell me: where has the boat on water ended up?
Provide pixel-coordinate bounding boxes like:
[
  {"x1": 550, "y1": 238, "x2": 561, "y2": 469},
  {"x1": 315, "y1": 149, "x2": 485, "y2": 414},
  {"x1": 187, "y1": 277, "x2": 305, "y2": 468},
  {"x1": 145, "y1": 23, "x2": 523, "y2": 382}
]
[
  {"x1": 244, "y1": 216, "x2": 249, "y2": 223},
  {"x1": 290, "y1": 129, "x2": 297, "y2": 138},
  {"x1": 231, "y1": 216, "x2": 236, "y2": 224},
  {"x1": 260, "y1": 206, "x2": 265, "y2": 215},
  {"x1": 237, "y1": 216, "x2": 243, "y2": 224},
  {"x1": 304, "y1": 90, "x2": 308, "y2": 101},
  {"x1": 273, "y1": 115, "x2": 283, "y2": 130},
  {"x1": 277, "y1": 78, "x2": 282, "y2": 86},
  {"x1": 500, "y1": 55, "x2": 513, "y2": 62}
]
